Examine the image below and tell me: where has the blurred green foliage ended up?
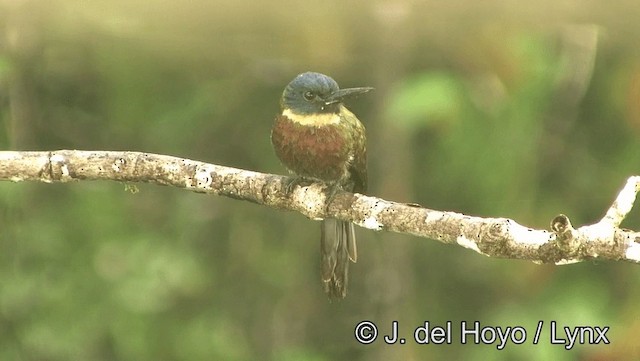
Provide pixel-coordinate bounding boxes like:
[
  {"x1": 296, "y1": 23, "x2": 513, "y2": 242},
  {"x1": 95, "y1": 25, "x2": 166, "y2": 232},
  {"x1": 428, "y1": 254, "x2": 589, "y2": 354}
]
[{"x1": 1, "y1": 1, "x2": 640, "y2": 360}]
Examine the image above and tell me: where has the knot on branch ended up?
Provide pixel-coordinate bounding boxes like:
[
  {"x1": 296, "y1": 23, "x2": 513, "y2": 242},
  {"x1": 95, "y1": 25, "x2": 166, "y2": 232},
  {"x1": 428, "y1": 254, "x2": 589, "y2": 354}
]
[
  {"x1": 550, "y1": 214, "x2": 576, "y2": 248},
  {"x1": 48, "y1": 153, "x2": 72, "y2": 182}
]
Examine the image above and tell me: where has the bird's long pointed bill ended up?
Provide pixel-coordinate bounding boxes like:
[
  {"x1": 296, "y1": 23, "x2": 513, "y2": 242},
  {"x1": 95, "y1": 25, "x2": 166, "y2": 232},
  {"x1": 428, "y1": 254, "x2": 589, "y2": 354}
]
[{"x1": 325, "y1": 87, "x2": 374, "y2": 104}]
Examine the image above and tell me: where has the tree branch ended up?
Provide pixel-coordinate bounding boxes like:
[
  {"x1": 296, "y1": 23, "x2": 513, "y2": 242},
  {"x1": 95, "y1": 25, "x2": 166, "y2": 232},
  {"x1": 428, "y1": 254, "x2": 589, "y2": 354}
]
[{"x1": 1, "y1": 150, "x2": 639, "y2": 264}]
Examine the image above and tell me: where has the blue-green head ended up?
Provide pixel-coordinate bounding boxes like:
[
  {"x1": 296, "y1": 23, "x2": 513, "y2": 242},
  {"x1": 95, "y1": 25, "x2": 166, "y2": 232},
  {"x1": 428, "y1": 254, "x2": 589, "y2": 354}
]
[{"x1": 281, "y1": 72, "x2": 373, "y2": 115}]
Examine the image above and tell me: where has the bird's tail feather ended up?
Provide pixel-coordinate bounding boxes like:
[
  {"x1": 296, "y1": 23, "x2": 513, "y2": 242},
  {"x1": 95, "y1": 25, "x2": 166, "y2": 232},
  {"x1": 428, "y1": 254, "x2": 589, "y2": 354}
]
[{"x1": 321, "y1": 219, "x2": 357, "y2": 299}]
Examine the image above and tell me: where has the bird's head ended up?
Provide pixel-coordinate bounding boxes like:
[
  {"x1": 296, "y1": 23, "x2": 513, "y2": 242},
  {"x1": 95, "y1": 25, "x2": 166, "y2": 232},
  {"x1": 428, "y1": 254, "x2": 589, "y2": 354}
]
[{"x1": 281, "y1": 72, "x2": 373, "y2": 115}]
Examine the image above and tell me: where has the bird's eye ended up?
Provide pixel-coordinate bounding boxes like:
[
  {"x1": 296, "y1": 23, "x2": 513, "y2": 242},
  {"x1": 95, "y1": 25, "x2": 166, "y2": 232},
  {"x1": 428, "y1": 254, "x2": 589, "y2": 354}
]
[{"x1": 303, "y1": 91, "x2": 315, "y2": 101}]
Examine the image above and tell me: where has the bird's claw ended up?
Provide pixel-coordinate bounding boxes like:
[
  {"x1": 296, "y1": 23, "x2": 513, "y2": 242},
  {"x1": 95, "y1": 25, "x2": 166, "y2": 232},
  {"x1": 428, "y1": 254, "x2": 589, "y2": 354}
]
[{"x1": 283, "y1": 176, "x2": 315, "y2": 194}]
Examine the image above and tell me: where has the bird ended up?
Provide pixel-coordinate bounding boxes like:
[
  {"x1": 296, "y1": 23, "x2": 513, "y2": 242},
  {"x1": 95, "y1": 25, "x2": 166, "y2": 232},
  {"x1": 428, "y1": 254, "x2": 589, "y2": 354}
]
[{"x1": 271, "y1": 72, "x2": 372, "y2": 299}]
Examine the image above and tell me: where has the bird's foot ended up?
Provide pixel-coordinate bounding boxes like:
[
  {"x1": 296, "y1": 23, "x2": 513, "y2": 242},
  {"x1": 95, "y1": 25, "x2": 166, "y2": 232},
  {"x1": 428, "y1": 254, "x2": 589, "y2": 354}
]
[
  {"x1": 324, "y1": 183, "x2": 344, "y2": 210},
  {"x1": 283, "y1": 176, "x2": 315, "y2": 194}
]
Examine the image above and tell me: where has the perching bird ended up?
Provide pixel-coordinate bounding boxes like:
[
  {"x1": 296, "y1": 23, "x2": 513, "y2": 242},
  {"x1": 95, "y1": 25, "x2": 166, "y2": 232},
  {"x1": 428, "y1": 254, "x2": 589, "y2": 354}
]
[{"x1": 271, "y1": 72, "x2": 371, "y2": 299}]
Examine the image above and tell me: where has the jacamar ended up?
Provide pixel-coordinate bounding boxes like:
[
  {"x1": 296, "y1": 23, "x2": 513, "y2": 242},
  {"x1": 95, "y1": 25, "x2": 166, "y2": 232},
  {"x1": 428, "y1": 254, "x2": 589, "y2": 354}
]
[{"x1": 271, "y1": 72, "x2": 372, "y2": 299}]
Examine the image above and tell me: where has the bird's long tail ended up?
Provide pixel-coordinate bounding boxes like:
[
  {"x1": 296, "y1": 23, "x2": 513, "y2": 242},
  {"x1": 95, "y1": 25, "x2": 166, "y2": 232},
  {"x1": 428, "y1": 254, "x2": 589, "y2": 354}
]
[{"x1": 320, "y1": 219, "x2": 357, "y2": 299}]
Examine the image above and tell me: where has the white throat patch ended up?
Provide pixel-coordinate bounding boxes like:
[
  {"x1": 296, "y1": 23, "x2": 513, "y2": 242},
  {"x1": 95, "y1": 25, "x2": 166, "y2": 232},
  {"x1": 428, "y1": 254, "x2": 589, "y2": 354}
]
[{"x1": 282, "y1": 108, "x2": 340, "y2": 126}]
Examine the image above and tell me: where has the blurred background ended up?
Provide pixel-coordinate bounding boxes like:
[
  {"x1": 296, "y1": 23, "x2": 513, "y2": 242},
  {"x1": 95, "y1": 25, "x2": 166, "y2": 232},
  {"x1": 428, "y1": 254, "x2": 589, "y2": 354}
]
[{"x1": 1, "y1": 0, "x2": 640, "y2": 360}]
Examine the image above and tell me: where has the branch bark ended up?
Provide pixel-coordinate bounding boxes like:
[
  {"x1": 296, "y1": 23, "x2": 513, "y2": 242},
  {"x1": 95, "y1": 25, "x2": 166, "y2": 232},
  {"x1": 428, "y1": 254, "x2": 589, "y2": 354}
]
[{"x1": 1, "y1": 150, "x2": 639, "y2": 265}]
